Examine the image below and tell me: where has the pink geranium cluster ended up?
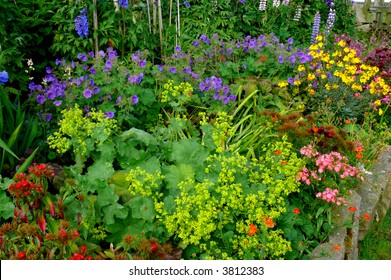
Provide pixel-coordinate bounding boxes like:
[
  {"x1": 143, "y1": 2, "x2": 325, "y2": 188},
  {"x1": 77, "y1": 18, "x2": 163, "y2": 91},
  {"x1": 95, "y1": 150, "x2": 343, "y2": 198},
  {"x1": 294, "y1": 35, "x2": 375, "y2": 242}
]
[
  {"x1": 298, "y1": 143, "x2": 363, "y2": 184},
  {"x1": 316, "y1": 188, "x2": 346, "y2": 205},
  {"x1": 315, "y1": 151, "x2": 363, "y2": 180}
]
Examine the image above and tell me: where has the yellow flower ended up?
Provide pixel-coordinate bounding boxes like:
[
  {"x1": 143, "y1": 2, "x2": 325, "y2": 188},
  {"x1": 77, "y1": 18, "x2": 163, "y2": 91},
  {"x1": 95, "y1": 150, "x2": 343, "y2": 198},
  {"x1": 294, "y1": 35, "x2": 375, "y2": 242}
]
[
  {"x1": 298, "y1": 65, "x2": 306, "y2": 72},
  {"x1": 379, "y1": 108, "x2": 384, "y2": 116},
  {"x1": 338, "y1": 40, "x2": 346, "y2": 47},
  {"x1": 316, "y1": 35, "x2": 323, "y2": 41},
  {"x1": 278, "y1": 81, "x2": 289, "y2": 88}
]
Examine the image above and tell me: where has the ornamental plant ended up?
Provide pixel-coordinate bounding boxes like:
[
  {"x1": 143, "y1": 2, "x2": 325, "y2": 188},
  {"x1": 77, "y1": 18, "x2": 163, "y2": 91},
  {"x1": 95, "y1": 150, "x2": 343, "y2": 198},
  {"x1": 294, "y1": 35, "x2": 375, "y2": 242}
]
[
  {"x1": 279, "y1": 35, "x2": 388, "y2": 123},
  {"x1": 127, "y1": 108, "x2": 305, "y2": 259}
]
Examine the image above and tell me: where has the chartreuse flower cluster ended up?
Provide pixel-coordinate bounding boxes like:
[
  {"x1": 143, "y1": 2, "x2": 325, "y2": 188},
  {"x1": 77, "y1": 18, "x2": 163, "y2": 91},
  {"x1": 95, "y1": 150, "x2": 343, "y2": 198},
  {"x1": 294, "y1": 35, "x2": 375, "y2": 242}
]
[
  {"x1": 160, "y1": 80, "x2": 193, "y2": 104},
  {"x1": 127, "y1": 135, "x2": 304, "y2": 259},
  {"x1": 281, "y1": 35, "x2": 390, "y2": 112},
  {"x1": 47, "y1": 105, "x2": 117, "y2": 155}
]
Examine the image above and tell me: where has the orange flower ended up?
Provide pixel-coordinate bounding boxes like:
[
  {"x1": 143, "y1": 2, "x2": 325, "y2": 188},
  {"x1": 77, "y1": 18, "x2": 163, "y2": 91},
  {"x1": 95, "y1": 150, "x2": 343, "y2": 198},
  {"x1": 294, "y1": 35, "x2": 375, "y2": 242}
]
[
  {"x1": 363, "y1": 214, "x2": 370, "y2": 221},
  {"x1": 345, "y1": 119, "x2": 351, "y2": 124},
  {"x1": 280, "y1": 161, "x2": 289, "y2": 165},
  {"x1": 348, "y1": 206, "x2": 357, "y2": 213},
  {"x1": 333, "y1": 244, "x2": 341, "y2": 251},
  {"x1": 273, "y1": 150, "x2": 282, "y2": 155},
  {"x1": 248, "y1": 223, "x2": 258, "y2": 236},
  {"x1": 293, "y1": 208, "x2": 301, "y2": 215},
  {"x1": 264, "y1": 217, "x2": 275, "y2": 228}
]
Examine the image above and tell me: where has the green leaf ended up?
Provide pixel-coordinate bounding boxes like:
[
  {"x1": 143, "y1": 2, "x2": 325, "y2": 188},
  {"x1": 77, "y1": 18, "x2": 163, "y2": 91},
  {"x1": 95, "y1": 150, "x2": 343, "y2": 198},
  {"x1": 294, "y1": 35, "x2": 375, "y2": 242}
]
[
  {"x1": 0, "y1": 138, "x2": 19, "y2": 159},
  {"x1": 163, "y1": 163, "x2": 195, "y2": 195},
  {"x1": 170, "y1": 139, "x2": 208, "y2": 167},
  {"x1": 87, "y1": 159, "x2": 115, "y2": 181},
  {"x1": 120, "y1": 128, "x2": 157, "y2": 147},
  {"x1": 128, "y1": 196, "x2": 156, "y2": 222},
  {"x1": 0, "y1": 191, "x2": 14, "y2": 219}
]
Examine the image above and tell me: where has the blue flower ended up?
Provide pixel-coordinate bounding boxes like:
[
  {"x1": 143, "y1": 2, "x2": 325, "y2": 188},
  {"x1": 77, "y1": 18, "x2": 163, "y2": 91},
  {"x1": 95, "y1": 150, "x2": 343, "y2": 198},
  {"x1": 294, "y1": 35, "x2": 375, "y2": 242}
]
[
  {"x1": 311, "y1": 12, "x2": 321, "y2": 44},
  {"x1": 74, "y1": 8, "x2": 89, "y2": 38},
  {"x1": 119, "y1": 0, "x2": 129, "y2": 8},
  {"x1": 105, "y1": 111, "x2": 115, "y2": 119},
  {"x1": 83, "y1": 89, "x2": 93, "y2": 99},
  {"x1": 0, "y1": 71, "x2": 9, "y2": 85},
  {"x1": 44, "y1": 114, "x2": 52, "y2": 122},
  {"x1": 131, "y1": 95, "x2": 139, "y2": 104}
]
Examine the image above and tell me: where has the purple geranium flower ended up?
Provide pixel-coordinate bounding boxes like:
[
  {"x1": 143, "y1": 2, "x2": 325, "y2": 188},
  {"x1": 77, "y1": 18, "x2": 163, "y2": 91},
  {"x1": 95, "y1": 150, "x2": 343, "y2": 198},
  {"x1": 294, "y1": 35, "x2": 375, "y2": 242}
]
[
  {"x1": 105, "y1": 111, "x2": 115, "y2": 119},
  {"x1": 131, "y1": 95, "x2": 139, "y2": 104},
  {"x1": 83, "y1": 89, "x2": 93, "y2": 99}
]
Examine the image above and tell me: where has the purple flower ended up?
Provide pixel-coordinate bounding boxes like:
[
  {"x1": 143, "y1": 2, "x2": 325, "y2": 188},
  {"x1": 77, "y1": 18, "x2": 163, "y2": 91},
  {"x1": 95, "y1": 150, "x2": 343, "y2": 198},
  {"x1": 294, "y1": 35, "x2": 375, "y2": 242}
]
[
  {"x1": 131, "y1": 53, "x2": 140, "y2": 63},
  {"x1": 242, "y1": 64, "x2": 247, "y2": 69},
  {"x1": 174, "y1": 45, "x2": 181, "y2": 53},
  {"x1": 192, "y1": 41, "x2": 199, "y2": 47},
  {"x1": 90, "y1": 66, "x2": 96, "y2": 74},
  {"x1": 158, "y1": 65, "x2": 164, "y2": 71},
  {"x1": 136, "y1": 73, "x2": 144, "y2": 84},
  {"x1": 183, "y1": 1, "x2": 190, "y2": 8},
  {"x1": 119, "y1": 0, "x2": 128, "y2": 8},
  {"x1": 289, "y1": 56, "x2": 296, "y2": 63},
  {"x1": 74, "y1": 8, "x2": 89, "y2": 37},
  {"x1": 88, "y1": 51, "x2": 94, "y2": 58},
  {"x1": 287, "y1": 38, "x2": 294, "y2": 45},
  {"x1": 139, "y1": 59, "x2": 147, "y2": 68},
  {"x1": 128, "y1": 75, "x2": 137, "y2": 84},
  {"x1": 278, "y1": 55, "x2": 284, "y2": 63},
  {"x1": 98, "y1": 50, "x2": 106, "y2": 58},
  {"x1": 93, "y1": 86, "x2": 100, "y2": 94},
  {"x1": 37, "y1": 95, "x2": 46, "y2": 104},
  {"x1": 55, "y1": 58, "x2": 62, "y2": 66},
  {"x1": 169, "y1": 67, "x2": 177, "y2": 73},
  {"x1": 131, "y1": 95, "x2": 139, "y2": 104},
  {"x1": 105, "y1": 111, "x2": 115, "y2": 119},
  {"x1": 183, "y1": 67, "x2": 192, "y2": 74},
  {"x1": 44, "y1": 114, "x2": 52, "y2": 122},
  {"x1": 77, "y1": 53, "x2": 88, "y2": 62},
  {"x1": 200, "y1": 34, "x2": 210, "y2": 44},
  {"x1": 311, "y1": 12, "x2": 321, "y2": 44},
  {"x1": 29, "y1": 82, "x2": 37, "y2": 91},
  {"x1": 83, "y1": 89, "x2": 93, "y2": 99},
  {"x1": 116, "y1": 95, "x2": 123, "y2": 105},
  {"x1": 325, "y1": 8, "x2": 336, "y2": 35},
  {"x1": 46, "y1": 67, "x2": 52, "y2": 74},
  {"x1": 239, "y1": 0, "x2": 246, "y2": 4},
  {"x1": 53, "y1": 100, "x2": 62, "y2": 106},
  {"x1": 287, "y1": 77, "x2": 295, "y2": 85}
]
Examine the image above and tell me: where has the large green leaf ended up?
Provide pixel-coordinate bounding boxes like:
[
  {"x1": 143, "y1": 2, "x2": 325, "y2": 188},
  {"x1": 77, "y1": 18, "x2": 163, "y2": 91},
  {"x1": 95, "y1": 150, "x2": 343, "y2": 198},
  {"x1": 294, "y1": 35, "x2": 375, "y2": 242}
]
[
  {"x1": 0, "y1": 190, "x2": 14, "y2": 220},
  {"x1": 128, "y1": 196, "x2": 156, "y2": 222},
  {"x1": 170, "y1": 138, "x2": 208, "y2": 167},
  {"x1": 163, "y1": 163, "x2": 195, "y2": 195}
]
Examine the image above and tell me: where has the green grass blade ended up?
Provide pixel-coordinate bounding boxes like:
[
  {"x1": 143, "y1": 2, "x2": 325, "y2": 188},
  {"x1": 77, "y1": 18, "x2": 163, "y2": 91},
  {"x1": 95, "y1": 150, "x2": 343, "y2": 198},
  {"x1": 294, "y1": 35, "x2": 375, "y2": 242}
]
[{"x1": 14, "y1": 147, "x2": 39, "y2": 177}]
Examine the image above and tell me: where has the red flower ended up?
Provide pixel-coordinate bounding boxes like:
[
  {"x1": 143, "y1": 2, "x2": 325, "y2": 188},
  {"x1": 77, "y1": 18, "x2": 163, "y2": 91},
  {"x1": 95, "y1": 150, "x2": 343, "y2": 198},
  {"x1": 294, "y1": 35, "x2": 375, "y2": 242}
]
[
  {"x1": 17, "y1": 252, "x2": 26, "y2": 259},
  {"x1": 333, "y1": 244, "x2": 341, "y2": 251},
  {"x1": 363, "y1": 214, "x2": 371, "y2": 221},
  {"x1": 293, "y1": 208, "x2": 301, "y2": 215},
  {"x1": 348, "y1": 206, "x2": 357, "y2": 213},
  {"x1": 273, "y1": 150, "x2": 282, "y2": 155},
  {"x1": 248, "y1": 223, "x2": 258, "y2": 236},
  {"x1": 151, "y1": 244, "x2": 158, "y2": 251},
  {"x1": 264, "y1": 217, "x2": 275, "y2": 228}
]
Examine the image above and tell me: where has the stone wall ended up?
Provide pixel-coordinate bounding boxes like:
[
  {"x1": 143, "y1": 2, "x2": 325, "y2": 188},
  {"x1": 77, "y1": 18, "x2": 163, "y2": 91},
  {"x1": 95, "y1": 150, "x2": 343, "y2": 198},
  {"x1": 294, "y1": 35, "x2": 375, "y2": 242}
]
[{"x1": 311, "y1": 146, "x2": 391, "y2": 260}]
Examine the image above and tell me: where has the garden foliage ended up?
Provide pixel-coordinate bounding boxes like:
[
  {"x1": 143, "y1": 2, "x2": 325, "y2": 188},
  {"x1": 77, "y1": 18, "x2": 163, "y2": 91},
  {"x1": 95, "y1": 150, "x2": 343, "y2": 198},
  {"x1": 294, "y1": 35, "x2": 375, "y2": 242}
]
[{"x1": 0, "y1": 0, "x2": 390, "y2": 260}]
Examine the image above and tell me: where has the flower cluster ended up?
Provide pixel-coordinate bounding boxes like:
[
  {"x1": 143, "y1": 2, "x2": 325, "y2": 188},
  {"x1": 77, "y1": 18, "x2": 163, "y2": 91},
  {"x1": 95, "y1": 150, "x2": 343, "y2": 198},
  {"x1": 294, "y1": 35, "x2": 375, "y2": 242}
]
[
  {"x1": 47, "y1": 105, "x2": 118, "y2": 155},
  {"x1": 69, "y1": 245, "x2": 93, "y2": 260},
  {"x1": 8, "y1": 174, "x2": 44, "y2": 199},
  {"x1": 259, "y1": 0, "x2": 267, "y2": 11},
  {"x1": 160, "y1": 80, "x2": 193, "y2": 104},
  {"x1": 325, "y1": 7, "x2": 336, "y2": 35},
  {"x1": 74, "y1": 8, "x2": 89, "y2": 38},
  {"x1": 311, "y1": 12, "x2": 321, "y2": 44},
  {"x1": 119, "y1": 0, "x2": 128, "y2": 8},
  {"x1": 199, "y1": 76, "x2": 236, "y2": 104},
  {"x1": 316, "y1": 188, "x2": 346, "y2": 205}
]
